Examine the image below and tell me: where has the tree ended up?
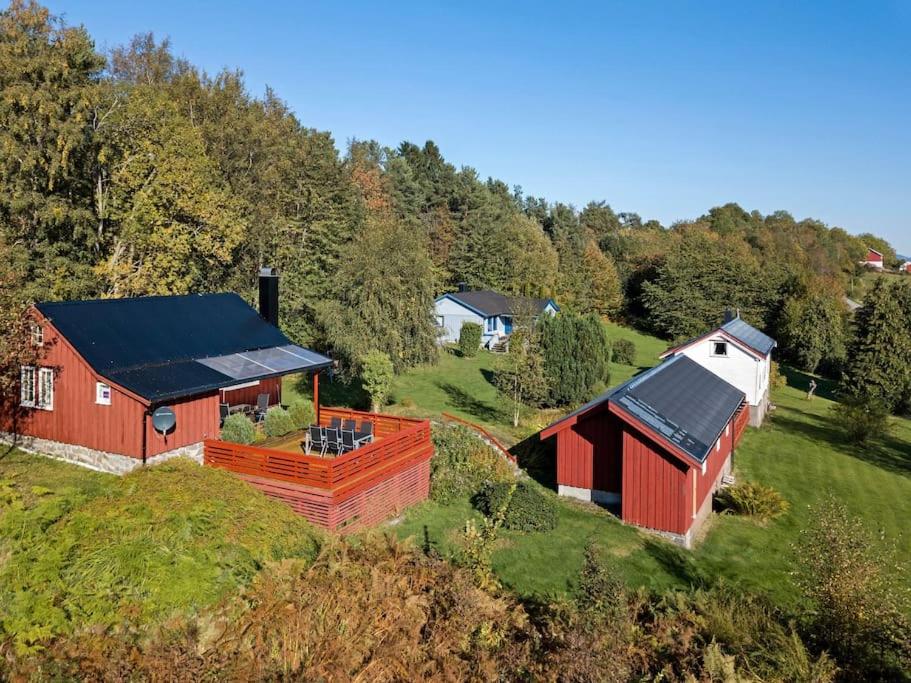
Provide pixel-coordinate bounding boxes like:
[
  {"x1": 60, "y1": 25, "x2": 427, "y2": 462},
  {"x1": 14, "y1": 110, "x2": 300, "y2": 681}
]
[
  {"x1": 0, "y1": 0, "x2": 105, "y2": 300},
  {"x1": 494, "y1": 315, "x2": 549, "y2": 427},
  {"x1": 638, "y1": 228, "x2": 771, "y2": 339},
  {"x1": 540, "y1": 313, "x2": 611, "y2": 406},
  {"x1": 557, "y1": 238, "x2": 622, "y2": 318},
  {"x1": 320, "y1": 214, "x2": 438, "y2": 374},
  {"x1": 839, "y1": 279, "x2": 911, "y2": 413},
  {"x1": 360, "y1": 350, "x2": 394, "y2": 412},
  {"x1": 777, "y1": 281, "x2": 847, "y2": 374},
  {"x1": 92, "y1": 86, "x2": 245, "y2": 295},
  {"x1": 795, "y1": 497, "x2": 911, "y2": 679}
]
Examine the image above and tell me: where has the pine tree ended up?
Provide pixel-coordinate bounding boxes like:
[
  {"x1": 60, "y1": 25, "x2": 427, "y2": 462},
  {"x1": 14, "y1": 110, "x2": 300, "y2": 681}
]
[{"x1": 840, "y1": 279, "x2": 911, "y2": 412}]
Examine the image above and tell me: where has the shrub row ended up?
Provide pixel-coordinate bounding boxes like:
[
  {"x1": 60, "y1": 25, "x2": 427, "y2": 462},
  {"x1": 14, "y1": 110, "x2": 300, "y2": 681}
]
[
  {"x1": 429, "y1": 424, "x2": 513, "y2": 504},
  {"x1": 220, "y1": 398, "x2": 316, "y2": 444},
  {"x1": 472, "y1": 479, "x2": 557, "y2": 532}
]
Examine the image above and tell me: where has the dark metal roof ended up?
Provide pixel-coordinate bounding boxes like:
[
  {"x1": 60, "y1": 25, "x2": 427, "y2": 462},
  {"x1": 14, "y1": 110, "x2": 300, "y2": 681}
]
[
  {"x1": 541, "y1": 356, "x2": 745, "y2": 464},
  {"x1": 720, "y1": 317, "x2": 776, "y2": 356},
  {"x1": 36, "y1": 293, "x2": 332, "y2": 403},
  {"x1": 441, "y1": 290, "x2": 556, "y2": 317}
]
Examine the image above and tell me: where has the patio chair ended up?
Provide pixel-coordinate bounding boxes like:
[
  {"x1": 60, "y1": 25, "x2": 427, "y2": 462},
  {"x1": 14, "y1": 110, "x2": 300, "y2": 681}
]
[
  {"x1": 355, "y1": 420, "x2": 373, "y2": 446},
  {"x1": 340, "y1": 429, "x2": 357, "y2": 454},
  {"x1": 305, "y1": 425, "x2": 326, "y2": 456},
  {"x1": 253, "y1": 393, "x2": 270, "y2": 422},
  {"x1": 342, "y1": 418, "x2": 357, "y2": 432},
  {"x1": 324, "y1": 427, "x2": 341, "y2": 456},
  {"x1": 219, "y1": 403, "x2": 229, "y2": 426}
]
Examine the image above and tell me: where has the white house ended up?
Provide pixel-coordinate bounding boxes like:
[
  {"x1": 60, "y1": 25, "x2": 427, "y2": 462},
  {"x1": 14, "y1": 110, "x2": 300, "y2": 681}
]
[
  {"x1": 434, "y1": 288, "x2": 559, "y2": 348},
  {"x1": 659, "y1": 312, "x2": 776, "y2": 426}
]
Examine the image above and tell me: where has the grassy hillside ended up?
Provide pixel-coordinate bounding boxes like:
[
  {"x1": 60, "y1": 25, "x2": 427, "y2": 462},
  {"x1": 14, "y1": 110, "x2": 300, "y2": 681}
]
[
  {"x1": 386, "y1": 329, "x2": 911, "y2": 609},
  {"x1": 0, "y1": 456, "x2": 323, "y2": 652}
]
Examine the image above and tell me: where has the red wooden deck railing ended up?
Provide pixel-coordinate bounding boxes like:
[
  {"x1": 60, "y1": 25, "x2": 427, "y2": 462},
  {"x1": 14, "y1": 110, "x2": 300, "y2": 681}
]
[
  {"x1": 732, "y1": 403, "x2": 749, "y2": 447},
  {"x1": 441, "y1": 411, "x2": 515, "y2": 463},
  {"x1": 203, "y1": 409, "x2": 434, "y2": 532}
]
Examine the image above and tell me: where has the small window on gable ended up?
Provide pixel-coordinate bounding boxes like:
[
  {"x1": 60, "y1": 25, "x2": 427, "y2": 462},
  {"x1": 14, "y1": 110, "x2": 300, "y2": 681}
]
[
  {"x1": 96, "y1": 382, "x2": 112, "y2": 405},
  {"x1": 712, "y1": 341, "x2": 728, "y2": 357},
  {"x1": 30, "y1": 323, "x2": 43, "y2": 347}
]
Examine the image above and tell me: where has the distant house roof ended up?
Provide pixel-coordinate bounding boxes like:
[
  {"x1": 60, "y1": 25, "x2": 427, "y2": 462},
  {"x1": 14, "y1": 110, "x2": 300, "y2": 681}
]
[
  {"x1": 660, "y1": 315, "x2": 776, "y2": 360},
  {"x1": 719, "y1": 317, "x2": 776, "y2": 356},
  {"x1": 540, "y1": 355, "x2": 745, "y2": 464},
  {"x1": 437, "y1": 290, "x2": 557, "y2": 318},
  {"x1": 35, "y1": 293, "x2": 331, "y2": 403}
]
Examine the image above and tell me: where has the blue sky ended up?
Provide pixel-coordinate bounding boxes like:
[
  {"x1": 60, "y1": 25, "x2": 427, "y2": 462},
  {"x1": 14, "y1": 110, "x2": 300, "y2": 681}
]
[{"x1": 46, "y1": 1, "x2": 911, "y2": 253}]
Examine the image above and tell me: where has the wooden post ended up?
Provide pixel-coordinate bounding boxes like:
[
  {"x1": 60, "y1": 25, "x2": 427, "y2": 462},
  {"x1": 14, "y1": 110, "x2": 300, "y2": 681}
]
[{"x1": 313, "y1": 371, "x2": 320, "y2": 425}]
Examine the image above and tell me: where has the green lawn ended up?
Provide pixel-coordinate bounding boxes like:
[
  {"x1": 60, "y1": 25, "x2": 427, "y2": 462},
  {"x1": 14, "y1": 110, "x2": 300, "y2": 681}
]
[{"x1": 283, "y1": 321, "x2": 669, "y2": 444}]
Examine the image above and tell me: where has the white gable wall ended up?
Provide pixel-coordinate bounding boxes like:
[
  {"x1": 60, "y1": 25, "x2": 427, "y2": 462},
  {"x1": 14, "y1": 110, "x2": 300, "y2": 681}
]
[{"x1": 674, "y1": 336, "x2": 766, "y2": 406}]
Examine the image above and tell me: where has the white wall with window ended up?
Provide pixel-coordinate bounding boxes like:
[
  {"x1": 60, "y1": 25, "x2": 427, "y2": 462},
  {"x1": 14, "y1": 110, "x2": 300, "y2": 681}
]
[
  {"x1": 672, "y1": 336, "x2": 765, "y2": 407},
  {"x1": 20, "y1": 366, "x2": 54, "y2": 410}
]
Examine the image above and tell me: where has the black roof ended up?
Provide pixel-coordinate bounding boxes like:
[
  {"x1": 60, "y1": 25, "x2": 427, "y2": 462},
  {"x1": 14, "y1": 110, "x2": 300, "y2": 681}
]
[
  {"x1": 36, "y1": 293, "x2": 331, "y2": 403},
  {"x1": 720, "y1": 318, "x2": 776, "y2": 356},
  {"x1": 542, "y1": 356, "x2": 745, "y2": 464},
  {"x1": 441, "y1": 290, "x2": 556, "y2": 317}
]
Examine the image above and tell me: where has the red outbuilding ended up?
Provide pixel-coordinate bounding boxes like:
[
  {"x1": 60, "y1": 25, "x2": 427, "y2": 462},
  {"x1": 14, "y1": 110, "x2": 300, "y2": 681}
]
[
  {"x1": 0, "y1": 270, "x2": 331, "y2": 474},
  {"x1": 861, "y1": 247, "x2": 885, "y2": 270},
  {"x1": 540, "y1": 356, "x2": 748, "y2": 547}
]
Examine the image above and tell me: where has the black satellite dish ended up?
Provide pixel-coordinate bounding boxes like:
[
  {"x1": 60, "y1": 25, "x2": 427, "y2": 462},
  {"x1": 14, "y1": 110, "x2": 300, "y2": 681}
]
[{"x1": 151, "y1": 406, "x2": 176, "y2": 435}]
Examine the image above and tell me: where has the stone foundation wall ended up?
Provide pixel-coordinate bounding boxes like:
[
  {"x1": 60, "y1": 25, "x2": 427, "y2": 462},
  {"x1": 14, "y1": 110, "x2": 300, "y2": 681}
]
[
  {"x1": 557, "y1": 484, "x2": 620, "y2": 505},
  {"x1": 0, "y1": 431, "x2": 203, "y2": 475}
]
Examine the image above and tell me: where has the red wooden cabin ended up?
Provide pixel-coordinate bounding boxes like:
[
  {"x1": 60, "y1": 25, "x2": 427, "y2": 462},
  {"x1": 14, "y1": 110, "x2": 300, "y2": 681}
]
[
  {"x1": 540, "y1": 356, "x2": 747, "y2": 547},
  {"x1": 0, "y1": 271, "x2": 331, "y2": 474}
]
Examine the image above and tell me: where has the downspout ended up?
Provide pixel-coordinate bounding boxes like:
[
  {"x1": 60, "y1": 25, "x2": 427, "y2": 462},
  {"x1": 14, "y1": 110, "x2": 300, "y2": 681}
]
[{"x1": 141, "y1": 408, "x2": 149, "y2": 465}]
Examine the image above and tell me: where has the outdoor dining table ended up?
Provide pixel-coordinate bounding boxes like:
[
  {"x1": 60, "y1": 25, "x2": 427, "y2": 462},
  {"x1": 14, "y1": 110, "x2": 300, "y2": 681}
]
[{"x1": 227, "y1": 403, "x2": 252, "y2": 415}]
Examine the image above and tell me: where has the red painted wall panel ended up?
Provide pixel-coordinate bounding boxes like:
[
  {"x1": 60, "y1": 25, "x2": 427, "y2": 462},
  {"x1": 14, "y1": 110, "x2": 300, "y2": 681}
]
[
  {"x1": 696, "y1": 417, "x2": 733, "y2": 506},
  {"x1": 220, "y1": 377, "x2": 282, "y2": 408},
  {"x1": 867, "y1": 248, "x2": 883, "y2": 263},
  {"x1": 554, "y1": 406, "x2": 622, "y2": 492},
  {"x1": 2, "y1": 316, "x2": 225, "y2": 460},
  {"x1": 620, "y1": 425, "x2": 689, "y2": 535}
]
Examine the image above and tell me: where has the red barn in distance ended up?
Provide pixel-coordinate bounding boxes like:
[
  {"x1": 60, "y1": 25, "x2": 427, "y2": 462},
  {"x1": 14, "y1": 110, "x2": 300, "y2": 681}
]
[
  {"x1": 540, "y1": 356, "x2": 748, "y2": 547},
  {"x1": 0, "y1": 272, "x2": 332, "y2": 474},
  {"x1": 861, "y1": 247, "x2": 885, "y2": 270}
]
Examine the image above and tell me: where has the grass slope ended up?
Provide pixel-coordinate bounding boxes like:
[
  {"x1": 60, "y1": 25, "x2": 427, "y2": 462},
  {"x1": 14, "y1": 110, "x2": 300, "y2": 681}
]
[
  {"x1": 0, "y1": 455, "x2": 323, "y2": 652},
  {"x1": 391, "y1": 334, "x2": 911, "y2": 608}
]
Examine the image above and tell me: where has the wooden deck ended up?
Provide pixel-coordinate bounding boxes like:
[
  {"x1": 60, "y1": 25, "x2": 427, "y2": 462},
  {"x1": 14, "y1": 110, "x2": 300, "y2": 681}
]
[{"x1": 204, "y1": 408, "x2": 433, "y2": 532}]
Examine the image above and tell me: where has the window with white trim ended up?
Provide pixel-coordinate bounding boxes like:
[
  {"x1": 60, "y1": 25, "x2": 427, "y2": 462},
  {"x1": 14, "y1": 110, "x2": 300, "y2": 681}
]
[
  {"x1": 96, "y1": 381, "x2": 112, "y2": 405},
  {"x1": 30, "y1": 323, "x2": 43, "y2": 346},
  {"x1": 711, "y1": 341, "x2": 728, "y2": 357},
  {"x1": 20, "y1": 366, "x2": 53, "y2": 410},
  {"x1": 486, "y1": 317, "x2": 496, "y2": 332}
]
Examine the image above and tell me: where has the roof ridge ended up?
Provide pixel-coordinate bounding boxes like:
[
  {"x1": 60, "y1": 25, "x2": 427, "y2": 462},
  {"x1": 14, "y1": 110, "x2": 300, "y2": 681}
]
[{"x1": 37, "y1": 292, "x2": 237, "y2": 309}]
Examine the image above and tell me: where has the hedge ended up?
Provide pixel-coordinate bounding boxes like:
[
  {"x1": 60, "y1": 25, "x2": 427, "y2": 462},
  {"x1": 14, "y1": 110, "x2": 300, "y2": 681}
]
[{"x1": 473, "y1": 479, "x2": 557, "y2": 532}]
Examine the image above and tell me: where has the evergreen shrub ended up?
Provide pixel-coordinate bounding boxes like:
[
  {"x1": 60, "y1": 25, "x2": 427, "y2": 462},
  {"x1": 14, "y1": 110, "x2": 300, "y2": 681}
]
[
  {"x1": 221, "y1": 413, "x2": 256, "y2": 444},
  {"x1": 473, "y1": 480, "x2": 557, "y2": 532},
  {"x1": 263, "y1": 406, "x2": 296, "y2": 438},
  {"x1": 459, "y1": 322, "x2": 482, "y2": 357},
  {"x1": 612, "y1": 339, "x2": 636, "y2": 365}
]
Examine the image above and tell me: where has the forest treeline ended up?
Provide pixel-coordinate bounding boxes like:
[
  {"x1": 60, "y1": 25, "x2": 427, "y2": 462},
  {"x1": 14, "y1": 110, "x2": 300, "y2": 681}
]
[{"x1": 0, "y1": 0, "x2": 903, "y2": 380}]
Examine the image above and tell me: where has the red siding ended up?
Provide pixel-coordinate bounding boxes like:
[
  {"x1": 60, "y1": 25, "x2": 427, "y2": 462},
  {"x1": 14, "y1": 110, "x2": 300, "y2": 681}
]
[
  {"x1": 867, "y1": 248, "x2": 883, "y2": 263},
  {"x1": 555, "y1": 407, "x2": 622, "y2": 492},
  {"x1": 2, "y1": 315, "x2": 223, "y2": 460},
  {"x1": 620, "y1": 425, "x2": 689, "y2": 534},
  {"x1": 220, "y1": 377, "x2": 282, "y2": 408},
  {"x1": 696, "y1": 418, "x2": 733, "y2": 508}
]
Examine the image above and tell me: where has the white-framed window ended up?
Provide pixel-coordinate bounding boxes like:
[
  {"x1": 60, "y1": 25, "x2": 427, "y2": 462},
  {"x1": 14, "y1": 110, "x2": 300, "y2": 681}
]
[
  {"x1": 436, "y1": 315, "x2": 444, "y2": 328},
  {"x1": 486, "y1": 317, "x2": 496, "y2": 332},
  {"x1": 20, "y1": 366, "x2": 53, "y2": 410},
  {"x1": 20, "y1": 366, "x2": 35, "y2": 407},
  {"x1": 711, "y1": 341, "x2": 728, "y2": 357},
  {"x1": 96, "y1": 381, "x2": 112, "y2": 405},
  {"x1": 30, "y1": 323, "x2": 43, "y2": 347}
]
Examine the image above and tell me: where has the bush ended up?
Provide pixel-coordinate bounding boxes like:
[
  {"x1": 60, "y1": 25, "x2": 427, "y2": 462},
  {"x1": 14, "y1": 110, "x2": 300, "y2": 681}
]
[
  {"x1": 221, "y1": 413, "x2": 256, "y2": 444},
  {"x1": 831, "y1": 398, "x2": 891, "y2": 444},
  {"x1": 430, "y1": 424, "x2": 513, "y2": 504},
  {"x1": 263, "y1": 406, "x2": 296, "y2": 438},
  {"x1": 288, "y1": 398, "x2": 315, "y2": 429},
  {"x1": 473, "y1": 480, "x2": 557, "y2": 532},
  {"x1": 458, "y1": 322, "x2": 482, "y2": 357},
  {"x1": 360, "y1": 349, "x2": 394, "y2": 412},
  {"x1": 715, "y1": 481, "x2": 789, "y2": 521},
  {"x1": 769, "y1": 360, "x2": 786, "y2": 390},
  {"x1": 611, "y1": 338, "x2": 636, "y2": 365}
]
